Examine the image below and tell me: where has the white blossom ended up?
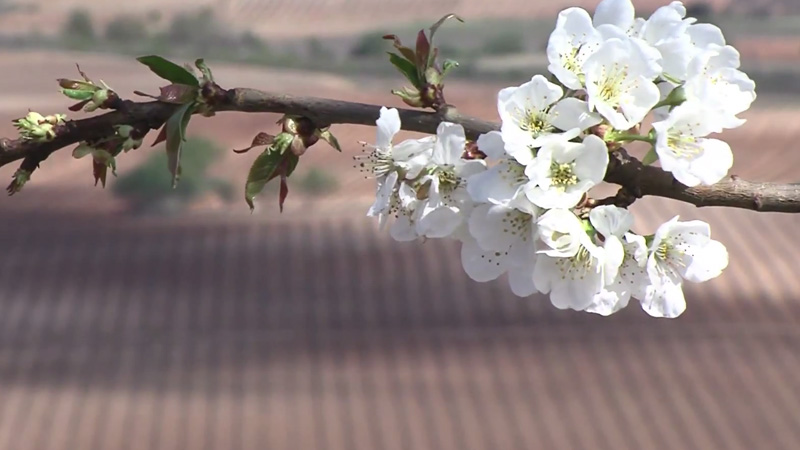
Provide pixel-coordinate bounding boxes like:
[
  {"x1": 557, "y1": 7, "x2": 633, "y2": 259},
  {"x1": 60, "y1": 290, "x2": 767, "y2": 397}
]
[
  {"x1": 583, "y1": 206, "x2": 641, "y2": 316},
  {"x1": 641, "y1": 216, "x2": 729, "y2": 318},
  {"x1": 461, "y1": 201, "x2": 540, "y2": 296},
  {"x1": 415, "y1": 122, "x2": 486, "y2": 239},
  {"x1": 593, "y1": 0, "x2": 636, "y2": 32},
  {"x1": 361, "y1": 107, "x2": 432, "y2": 229},
  {"x1": 547, "y1": 7, "x2": 603, "y2": 90},
  {"x1": 652, "y1": 102, "x2": 733, "y2": 186},
  {"x1": 637, "y1": 2, "x2": 696, "y2": 80},
  {"x1": 524, "y1": 134, "x2": 609, "y2": 209},
  {"x1": 464, "y1": 131, "x2": 528, "y2": 207},
  {"x1": 498, "y1": 75, "x2": 601, "y2": 166},
  {"x1": 534, "y1": 209, "x2": 617, "y2": 310},
  {"x1": 583, "y1": 37, "x2": 662, "y2": 130},
  {"x1": 684, "y1": 44, "x2": 756, "y2": 129}
]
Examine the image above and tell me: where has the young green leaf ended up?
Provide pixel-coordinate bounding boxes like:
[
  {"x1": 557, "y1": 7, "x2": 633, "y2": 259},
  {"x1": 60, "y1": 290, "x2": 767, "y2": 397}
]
[
  {"x1": 61, "y1": 88, "x2": 95, "y2": 101},
  {"x1": 428, "y1": 14, "x2": 463, "y2": 67},
  {"x1": 244, "y1": 147, "x2": 284, "y2": 211},
  {"x1": 387, "y1": 53, "x2": 421, "y2": 88},
  {"x1": 382, "y1": 34, "x2": 417, "y2": 63},
  {"x1": 642, "y1": 148, "x2": 659, "y2": 166},
  {"x1": 442, "y1": 59, "x2": 459, "y2": 77},
  {"x1": 429, "y1": 13, "x2": 463, "y2": 43},
  {"x1": 165, "y1": 102, "x2": 195, "y2": 188},
  {"x1": 136, "y1": 55, "x2": 199, "y2": 87},
  {"x1": 195, "y1": 59, "x2": 214, "y2": 83},
  {"x1": 317, "y1": 129, "x2": 342, "y2": 152}
]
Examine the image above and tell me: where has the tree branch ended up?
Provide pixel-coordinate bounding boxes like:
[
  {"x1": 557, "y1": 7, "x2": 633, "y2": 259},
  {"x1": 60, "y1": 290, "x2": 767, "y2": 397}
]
[{"x1": 1, "y1": 87, "x2": 799, "y2": 213}]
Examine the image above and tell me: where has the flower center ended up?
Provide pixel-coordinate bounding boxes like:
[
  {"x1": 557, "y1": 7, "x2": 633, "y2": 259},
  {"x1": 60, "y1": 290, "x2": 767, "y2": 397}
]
[
  {"x1": 555, "y1": 245, "x2": 596, "y2": 280},
  {"x1": 596, "y1": 63, "x2": 630, "y2": 106},
  {"x1": 354, "y1": 146, "x2": 395, "y2": 178},
  {"x1": 520, "y1": 110, "x2": 553, "y2": 137},
  {"x1": 561, "y1": 46, "x2": 581, "y2": 74},
  {"x1": 667, "y1": 131, "x2": 704, "y2": 160},
  {"x1": 436, "y1": 166, "x2": 461, "y2": 193},
  {"x1": 550, "y1": 161, "x2": 578, "y2": 190}
]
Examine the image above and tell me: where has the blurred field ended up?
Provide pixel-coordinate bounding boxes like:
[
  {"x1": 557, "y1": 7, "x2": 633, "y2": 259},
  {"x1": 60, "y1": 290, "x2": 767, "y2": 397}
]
[{"x1": 1, "y1": 11, "x2": 800, "y2": 450}]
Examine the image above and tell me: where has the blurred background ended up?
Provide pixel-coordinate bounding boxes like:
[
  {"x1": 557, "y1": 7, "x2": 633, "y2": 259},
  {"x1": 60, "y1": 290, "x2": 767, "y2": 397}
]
[{"x1": 1, "y1": 0, "x2": 800, "y2": 448}]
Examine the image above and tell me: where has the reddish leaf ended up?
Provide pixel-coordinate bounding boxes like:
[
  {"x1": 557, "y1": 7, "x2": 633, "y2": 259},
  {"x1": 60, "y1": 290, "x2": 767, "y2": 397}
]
[
  {"x1": 415, "y1": 30, "x2": 431, "y2": 70},
  {"x1": 382, "y1": 34, "x2": 417, "y2": 62},
  {"x1": 68, "y1": 99, "x2": 92, "y2": 112},
  {"x1": 133, "y1": 90, "x2": 160, "y2": 99},
  {"x1": 151, "y1": 124, "x2": 168, "y2": 147},
  {"x1": 279, "y1": 173, "x2": 288, "y2": 212},
  {"x1": 93, "y1": 159, "x2": 108, "y2": 188},
  {"x1": 158, "y1": 84, "x2": 198, "y2": 104},
  {"x1": 233, "y1": 132, "x2": 275, "y2": 154}
]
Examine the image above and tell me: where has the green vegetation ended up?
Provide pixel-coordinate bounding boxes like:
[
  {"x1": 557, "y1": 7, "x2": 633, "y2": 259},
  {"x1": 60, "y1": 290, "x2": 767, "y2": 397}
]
[
  {"x1": 2, "y1": 6, "x2": 800, "y2": 94},
  {"x1": 481, "y1": 30, "x2": 525, "y2": 55},
  {"x1": 350, "y1": 31, "x2": 389, "y2": 58},
  {"x1": 296, "y1": 168, "x2": 339, "y2": 196},
  {"x1": 61, "y1": 9, "x2": 95, "y2": 47},
  {"x1": 112, "y1": 138, "x2": 233, "y2": 214},
  {"x1": 105, "y1": 14, "x2": 150, "y2": 43}
]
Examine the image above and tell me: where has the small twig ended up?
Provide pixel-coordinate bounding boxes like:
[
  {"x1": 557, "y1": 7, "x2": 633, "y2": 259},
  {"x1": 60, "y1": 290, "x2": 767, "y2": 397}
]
[{"x1": 1, "y1": 88, "x2": 799, "y2": 213}]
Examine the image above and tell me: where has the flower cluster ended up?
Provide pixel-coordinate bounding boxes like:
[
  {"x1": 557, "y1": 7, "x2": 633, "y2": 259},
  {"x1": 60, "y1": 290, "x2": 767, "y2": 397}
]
[{"x1": 363, "y1": 0, "x2": 748, "y2": 318}]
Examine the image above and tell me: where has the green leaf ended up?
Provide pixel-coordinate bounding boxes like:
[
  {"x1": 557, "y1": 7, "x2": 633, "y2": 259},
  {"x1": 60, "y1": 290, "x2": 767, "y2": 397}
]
[
  {"x1": 382, "y1": 34, "x2": 417, "y2": 63},
  {"x1": 387, "y1": 53, "x2": 421, "y2": 87},
  {"x1": 72, "y1": 143, "x2": 94, "y2": 159},
  {"x1": 285, "y1": 153, "x2": 300, "y2": 176},
  {"x1": 430, "y1": 13, "x2": 463, "y2": 42},
  {"x1": 165, "y1": 102, "x2": 196, "y2": 188},
  {"x1": 317, "y1": 129, "x2": 342, "y2": 152},
  {"x1": 195, "y1": 59, "x2": 214, "y2": 83},
  {"x1": 61, "y1": 88, "x2": 95, "y2": 101},
  {"x1": 245, "y1": 147, "x2": 284, "y2": 211},
  {"x1": 428, "y1": 14, "x2": 463, "y2": 67},
  {"x1": 442, "y1": 59, "x2": 459, "y2": 77},
  {"x1": 642, "y1": 148, "x2": 659, "y2": 166},
  {"x1": 137, "y1": 55, "x2": 199, "y2": 87}
]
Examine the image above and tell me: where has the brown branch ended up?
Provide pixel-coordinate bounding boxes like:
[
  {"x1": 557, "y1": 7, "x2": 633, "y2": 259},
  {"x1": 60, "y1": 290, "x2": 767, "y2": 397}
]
[
  {"x1": 605, "y1": 149, "x2": 800, "y2": 213},
  {"x1": 1, "y1": 87, "x2": 799, "y2": 213}
]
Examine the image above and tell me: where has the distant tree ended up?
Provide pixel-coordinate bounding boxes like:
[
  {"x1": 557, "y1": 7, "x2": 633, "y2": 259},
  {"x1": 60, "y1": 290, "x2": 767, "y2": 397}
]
[
  {"x1": 112, "y1": 138, "x2": 233, "y2": 214},
  {"x1": 62, "y1": 9, "x2": 95, "y2": 41},
  {"x1": 481, "y1": 30, "x2": 525, "y2": 55},
  {"x1": 350, "y1": 31, "x2": 388, "y2": 58},
  {"x1": 105, "y1": 15, "x2": 149, "y2": 43}
]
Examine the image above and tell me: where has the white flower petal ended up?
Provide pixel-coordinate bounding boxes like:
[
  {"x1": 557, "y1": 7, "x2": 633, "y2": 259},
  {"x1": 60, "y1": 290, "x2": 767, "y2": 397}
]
[
  {"x1": 589, "y1": 205, "x2": 633, "y2": 238},
  {"x1": 376, "y1": 107, "x2": 401, "y2": 150},
  {"x1": 476, "y1": 131, "x2": 507, "y2": 160},
  {"x1": 641, "y1": 278, "x2": 686, "y2": 318},
  {"x1": 433, "y1": 122, "x2": 467, "y2": 166},
  {"x1": 461, "y1": 237, "x2": 509, "y2": 282},
  {"x1": 508, "y1": 264, "x2": 538, "y2": 297},
  {"x1": 593, "y1": 0, "x2": 635, "y2": 30},
  {"x1": 549, "y1": 97, "x2": 603, "y2": 132}
]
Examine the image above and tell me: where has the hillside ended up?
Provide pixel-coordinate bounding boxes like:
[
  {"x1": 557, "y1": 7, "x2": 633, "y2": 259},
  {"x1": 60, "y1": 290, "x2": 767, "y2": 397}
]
[{"x1": 0, "y1": 0, "x2": 736, "y2": 38}]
